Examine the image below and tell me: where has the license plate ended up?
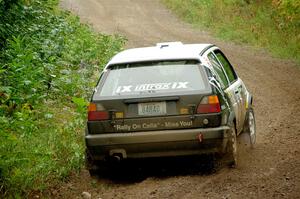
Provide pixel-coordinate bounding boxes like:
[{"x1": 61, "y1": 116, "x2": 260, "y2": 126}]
[{"x1": 138, "y1": 102, "x2": 166, "y2": 116}]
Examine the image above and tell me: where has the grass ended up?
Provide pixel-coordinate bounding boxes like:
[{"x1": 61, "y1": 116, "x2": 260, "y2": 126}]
[
  {"x1": 162, "y1": 0, "x2": 300, "y2": 64},
  {"x1": 0, "y1": 0, "x2": 125, "y2": 197}
]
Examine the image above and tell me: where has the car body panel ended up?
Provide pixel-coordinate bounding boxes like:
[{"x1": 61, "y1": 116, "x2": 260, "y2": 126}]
[
  {"x1": 88, "y1": 113, "x2": 222, "y2": 133},
  {"x1": 86, "y1": 126, "x2": 229, "y2": 159},
  {"x1": 202, "y1": 46, "x2": 248, "y2": 134},
  {"x1": 106, "y1": 42, "x2": 212, "y2": 66}
]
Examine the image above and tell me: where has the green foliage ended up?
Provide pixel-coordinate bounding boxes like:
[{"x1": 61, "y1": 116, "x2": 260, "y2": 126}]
[
  {"x1": 72, "y1": 97, "x2": 89, "y2": 113},
  {"x1": 272, "y1": 0, "x2": 300, "y2": 30},
  {"x1": 0, "y1": 0, "x2": 125, "y2": 196},
  {"x1": 163, "y1": 0, "x2": 300, "y2": 63}
]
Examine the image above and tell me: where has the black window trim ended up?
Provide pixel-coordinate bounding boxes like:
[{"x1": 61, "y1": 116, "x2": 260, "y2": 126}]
[{"x1": 200, "y1": 44, "x2": 216, "y2": 56}]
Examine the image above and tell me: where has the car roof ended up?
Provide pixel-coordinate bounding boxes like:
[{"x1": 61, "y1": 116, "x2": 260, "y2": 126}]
[{"x1": 106, "y1": 42, "x2": 214, "y2": 68}]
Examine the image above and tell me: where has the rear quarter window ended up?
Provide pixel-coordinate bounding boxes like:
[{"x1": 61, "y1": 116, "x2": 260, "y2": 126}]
[
  {"x1": 214, "y1": 50, "x2": 237, "y2": 83},
  {"x1": 207, "y1": 53, "x2": 229, "y2": 89}
]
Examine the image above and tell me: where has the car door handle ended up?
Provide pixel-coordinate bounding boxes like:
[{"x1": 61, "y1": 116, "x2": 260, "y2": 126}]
[{"x1": 234, "y1": 90, "x2": 239, "y2": 94}]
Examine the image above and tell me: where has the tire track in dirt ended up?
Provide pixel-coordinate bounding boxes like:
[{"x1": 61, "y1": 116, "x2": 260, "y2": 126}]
[{"x1": 57, "y1": 0, "x2": 300, "y2": 198}]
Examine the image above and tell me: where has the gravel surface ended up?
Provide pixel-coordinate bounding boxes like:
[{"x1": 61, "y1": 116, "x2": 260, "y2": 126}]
[{"x1": 54, "y1": 0, "x2": 300, "y2": 198}]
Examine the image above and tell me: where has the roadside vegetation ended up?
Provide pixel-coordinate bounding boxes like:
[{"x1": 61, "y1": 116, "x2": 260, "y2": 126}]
[
  {"x1": 163, "y1": 0, "x2": 300, "y2": 63},
  {"x1": 0, "y1": 0, "x2": 125, "y2": 197}
]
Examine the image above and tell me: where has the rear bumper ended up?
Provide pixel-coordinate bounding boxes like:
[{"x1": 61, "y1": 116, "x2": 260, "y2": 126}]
[{"x1": 86, "y1": 126, "x2": 230, "y2": 160}]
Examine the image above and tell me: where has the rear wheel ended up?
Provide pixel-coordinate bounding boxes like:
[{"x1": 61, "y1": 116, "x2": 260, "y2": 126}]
[
  {"x1": 85, "y1": 150, "x2": 109, "y2": 177},
  {"x1": 244, "y1": 108, "x2": 256, "y2": 148},
  {"x1": 227, "y1": 125, "x2": 238, "y2": 168}
]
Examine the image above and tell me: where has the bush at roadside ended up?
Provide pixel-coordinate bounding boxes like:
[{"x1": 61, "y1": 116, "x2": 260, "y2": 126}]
[{"x1": 0, "y1": 0, "x2": 125, "y2": 197}]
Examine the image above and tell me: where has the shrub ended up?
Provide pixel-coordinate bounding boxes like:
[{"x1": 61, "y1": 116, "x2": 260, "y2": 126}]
[{"x1": 0, "y1": 0, "x2": 125, "y2": 196}]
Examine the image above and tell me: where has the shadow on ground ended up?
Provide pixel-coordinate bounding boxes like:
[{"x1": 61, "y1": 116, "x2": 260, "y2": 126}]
[
  {"x1": 91, "y1": 155, "x2": 222, "y2": 184},
  {"x1": 90, "y1": 134, "x2": 254, "y2": 184}
]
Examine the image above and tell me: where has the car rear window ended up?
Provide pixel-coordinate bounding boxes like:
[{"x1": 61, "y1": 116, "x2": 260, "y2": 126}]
[{"x1": 96, "y1": 63, "x2": 209, "y2": 99}]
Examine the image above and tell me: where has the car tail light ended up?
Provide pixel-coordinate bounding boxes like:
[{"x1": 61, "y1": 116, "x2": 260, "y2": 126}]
[
  {"x1": 88, "y1": 103, "x2": 109, "y2": 121},
  {"x1": 197, "y1": 95, "x2": 221, "y2": 113}
]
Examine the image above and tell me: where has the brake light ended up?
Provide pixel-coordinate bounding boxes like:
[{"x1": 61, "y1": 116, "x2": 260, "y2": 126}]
[
  {"x1": 197, "y1": 95, "x2": 221, "y2": 113},
  {"x1": 88, "y1": 103, "x2": 109, "y2": 121}
]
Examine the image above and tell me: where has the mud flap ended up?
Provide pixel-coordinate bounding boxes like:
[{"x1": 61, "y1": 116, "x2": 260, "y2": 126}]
[{"x1": 224, "y1": 125, "x2": 238, "y2": 168}]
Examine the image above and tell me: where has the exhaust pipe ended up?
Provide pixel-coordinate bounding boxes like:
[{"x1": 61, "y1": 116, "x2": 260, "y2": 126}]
[
  {"x1": 111, "y1": 154, "x2": 122, "y2": 162},
  {"x1": 109, "y1": 149, "x2": 127, "y2": 162}
]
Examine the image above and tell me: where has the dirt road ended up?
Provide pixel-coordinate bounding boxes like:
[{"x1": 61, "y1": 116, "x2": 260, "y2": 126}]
[{"x1": 58, "y1": 0, "x2": 300, "y2": 198}]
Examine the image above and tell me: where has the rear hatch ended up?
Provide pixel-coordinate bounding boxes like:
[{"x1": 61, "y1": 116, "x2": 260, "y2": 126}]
[{"x1": 88, "y1": 61, "x2": 222, "y2": 134}]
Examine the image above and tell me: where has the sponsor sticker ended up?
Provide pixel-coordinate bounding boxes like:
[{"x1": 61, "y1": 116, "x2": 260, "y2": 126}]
[
  {"x1": 113, "y1": 120, "x2": 193, "y2": 131},
  {"x1": 115, "y1": 82, "x2": 189, "y2": 93}
]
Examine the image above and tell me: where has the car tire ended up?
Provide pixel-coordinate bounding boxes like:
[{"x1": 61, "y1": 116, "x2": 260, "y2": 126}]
[
  {"x1": 85, "y1": 149, "x2": 97, "y2": 177},
  {"x1": 226, "y1": 125, "x2": 238, "y2": 168},
  {"x1": 85, "y1": 150, "x2": 109, "y2": 177},
  {"x1": 244, "y1": 108, "x2": 256, "y2": 148}
]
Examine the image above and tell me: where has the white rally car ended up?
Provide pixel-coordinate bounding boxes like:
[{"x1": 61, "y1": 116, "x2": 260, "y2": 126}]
[{"x1": 85, "y1": 42, "x2": 256, "y2": 174}]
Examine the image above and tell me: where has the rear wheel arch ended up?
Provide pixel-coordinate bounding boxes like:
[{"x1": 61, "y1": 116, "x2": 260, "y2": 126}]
[
  {"x1": 233, "y1": 118, "x2": 238, "y2": 135},
  {"x1": 246, "y1": 92, "x2": 253, "y2": 109}
]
